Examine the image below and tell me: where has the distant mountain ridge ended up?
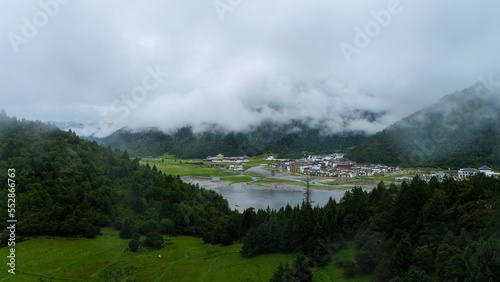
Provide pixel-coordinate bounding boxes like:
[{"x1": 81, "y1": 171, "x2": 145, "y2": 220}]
[
  {"x1": 100, "y1": 120, "x2": 370, "y2": 159},
  {"x1": 49, "y1": 120, "x2": 106, "y2": 142},
  {"x1": 347, "y1": 82, "x2": 500, "y2": 169}
]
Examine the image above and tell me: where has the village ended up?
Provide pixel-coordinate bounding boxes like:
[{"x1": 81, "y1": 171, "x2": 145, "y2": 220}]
[
  {"x1": 266, "y1": 153, "x2": 400, "y2": 179},
  {"x1": 202, "y1": 152, "x2": 499, "y2": 182},
  {"x1": 265, "y1": 153, "x2": 499, "y2": 182}
]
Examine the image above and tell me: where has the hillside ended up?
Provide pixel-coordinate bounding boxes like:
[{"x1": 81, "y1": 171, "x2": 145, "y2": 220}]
[
  {"x1": 2, "y1": 111, "x2": 500, "y2": 281},
  {"x1": 101, "y1": 120, "x2": 369, "y2": 158},
  {"x1": 0, "y1": 111, "x2": 230, "y2": 238},
  {"x1": 347, "y1": 83, "x2": 500, "y2": 169}
]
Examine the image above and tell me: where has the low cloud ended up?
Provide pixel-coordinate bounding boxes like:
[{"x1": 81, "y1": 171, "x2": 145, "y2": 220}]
[{"x1": 2, "y1": 1, "x2": 500, "y2": 137}]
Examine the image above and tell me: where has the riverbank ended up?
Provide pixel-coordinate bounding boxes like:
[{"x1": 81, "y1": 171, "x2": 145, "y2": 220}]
[
  {"x1": 139, "y1": 156, "x2": 406, "y2": 189},
  {"x1": 182, "y1": 176, "x2": 374, "y2": 210}
]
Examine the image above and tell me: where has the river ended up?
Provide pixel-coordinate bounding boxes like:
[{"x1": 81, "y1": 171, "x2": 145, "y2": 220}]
[{"x1": 183, "y1": 166, "x2": 375, "y2": 211}]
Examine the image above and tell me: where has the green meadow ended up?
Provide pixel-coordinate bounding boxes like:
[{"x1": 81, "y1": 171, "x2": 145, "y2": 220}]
[
  {"x1": 139, "y1": 157, "x2": 233, "y2": 177},
  {"x1": 1, "y1": 228, "x2": 371, "y2": 281},
  {"x1": 138, "y1": 154, "x2": 276, "y2": 178},
  {"x1": 219, "y1": 176, "x2": 255, "y2": 183}
]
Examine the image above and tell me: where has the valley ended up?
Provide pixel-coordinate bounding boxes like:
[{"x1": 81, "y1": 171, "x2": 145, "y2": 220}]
[{"x1": 2, "y1": 2, "x2": 500, "y2": 280}]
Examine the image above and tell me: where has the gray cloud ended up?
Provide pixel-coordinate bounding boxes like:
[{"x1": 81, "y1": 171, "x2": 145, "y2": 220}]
[{"x1": 2, "y1": 0, "x2": 500, "y2": 137}]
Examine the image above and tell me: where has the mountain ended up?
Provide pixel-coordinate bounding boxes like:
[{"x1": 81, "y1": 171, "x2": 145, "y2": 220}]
[
  {"x1": 347, "y1": 83, "x2": 500, "y2": 169},
  {"x1": 100, "y1": 120, "x2": 370, "y2": 158},
  {"x1": 0, "y1": 111, "x2": 230, "y2": 238},
  {"x1": 49, "y1": 120, "x2": 107, "y2": 142}
]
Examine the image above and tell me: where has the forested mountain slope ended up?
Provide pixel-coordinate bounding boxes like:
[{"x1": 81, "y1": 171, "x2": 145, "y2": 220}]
[
  {"x1": 101, "y1": 121, "x2": 369, "y2": 158},
  {"x1": 0, "y1": 111, "x2": 230, "y2": 239},
  {"x1": 347, "y1": 83, "x2": 500, "y2": 169}
]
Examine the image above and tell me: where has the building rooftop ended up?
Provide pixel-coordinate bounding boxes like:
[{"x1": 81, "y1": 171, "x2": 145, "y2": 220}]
[
  {"x1": 459, "y1": 168, "x2": 479, "y2": 172},
  {"x1": 479, "y1": 165, "x2": 492, "y2": 170}
]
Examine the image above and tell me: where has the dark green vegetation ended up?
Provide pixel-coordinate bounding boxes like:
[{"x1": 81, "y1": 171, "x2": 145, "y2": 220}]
[
  {"x1": 0, "y1": 113, "x2": 230, "y2": 240},
  {"x1": 101, "y1": 120, "x2": 368, "y2": 158},
  {"x1": 1, "y1": 111, "x2": 500, "y2": 281},
  {"x1": 214, "y1": 176, "x2": 500, "y2": 281},
  {"x1": 348, "y1": 83, "x2": 500, "y2": 169}
]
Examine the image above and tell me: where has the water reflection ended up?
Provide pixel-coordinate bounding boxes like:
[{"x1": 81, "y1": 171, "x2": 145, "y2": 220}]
[{"x1": 183, "y1": 176, "x2": 375, "y2": 211}]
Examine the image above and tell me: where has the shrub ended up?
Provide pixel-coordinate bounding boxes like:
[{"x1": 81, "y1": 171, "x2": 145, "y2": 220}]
[
  {"x1": 202, "y1": 231, "x2": 213, "y2": 244},
  {"x1": 220, "y1": 234, "x2": 233, "y2": 246},
  {"x1": 338, "y1": 260, "x2": 358, "y2": 277},
  {"x1": 144, "y1": 232, "x2": 164, "y2": 249},
  {"x1": 120, "y1": 219, "x2": 133, "y2": 239},
  {"x1": 85, "y1": 224, "x2": 97, "y2": 239},
  {"x1": 160, "y1": 219, "x2": 176, "y2": 235},
  {"x1": 132, "y1": 233, "x2": 141, "y2": 241},
  {"x1": 129, "y1": 239, "x2": 139, "y2": 252}
]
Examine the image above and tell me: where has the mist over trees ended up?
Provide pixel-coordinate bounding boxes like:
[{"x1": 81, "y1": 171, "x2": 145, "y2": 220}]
[
  {"x1": 1, "y1": 111, "x2": 500, "y2": 281},
  {"x1": 101, "y1": 120, "x2": 368, "y2": 159},
  {"x1": 0, "y1": 113, "x2": 231, "y2": 240},
  {"x1": 347, "y1": 84, "x2": 500, "y2": 169}
]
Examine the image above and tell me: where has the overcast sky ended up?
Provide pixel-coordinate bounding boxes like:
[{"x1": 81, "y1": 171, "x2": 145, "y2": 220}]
[{"x1": 2, "y1": 0, "x2": 500, "y2": 137}]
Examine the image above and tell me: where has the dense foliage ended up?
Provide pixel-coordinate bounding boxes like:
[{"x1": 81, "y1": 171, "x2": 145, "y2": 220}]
[
  {"x1": 101, "y1": 121, "x2": 368, "y2": 159},
  {"x1": 1, "y1": 111, "x2": 500, "y2": 281},
  {"x1": 347, "y1": 85, "x2": 500, "y2": 169},
  {"x1": 232, "y1": 176, "x2": 500, "y2": 281},
  {"x1": 0, "y1": 112, "x2": 231, "y2": 241}
]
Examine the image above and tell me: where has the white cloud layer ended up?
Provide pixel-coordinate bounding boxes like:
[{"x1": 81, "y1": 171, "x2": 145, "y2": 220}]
[{"x1": 2, "y1": 0, "x2": 500, "y2": 137}]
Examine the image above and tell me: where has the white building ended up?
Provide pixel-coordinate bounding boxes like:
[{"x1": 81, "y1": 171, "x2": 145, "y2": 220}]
[
  {"x1": 478, "y1": 165, "x2": 499, "y2": 177},
  {"x1": 458, "y1": 168, "x2": 479, "y2": 178}
]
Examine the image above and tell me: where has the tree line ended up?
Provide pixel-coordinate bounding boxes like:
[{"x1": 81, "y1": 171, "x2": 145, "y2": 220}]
[
  {"x1": 1, "y1": 112, "x2": 499, "y2": 281},
  {"x1": 0, "y1": 113, "x2": 231, "y2": 244},
  {"x1": 202, "y1": 174, "x2": 500, "y2": 281},
  {"x1": 101, "y1": 121, "x2": 368, "y2": 159}
]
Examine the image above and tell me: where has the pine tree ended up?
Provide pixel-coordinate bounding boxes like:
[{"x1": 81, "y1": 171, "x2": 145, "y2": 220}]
[
  {"x1": 402, "y1": 266, "x2": 431, "y2": 282},
  {"x1": 270, "y1": 262, "x2": 296, "y2": 282},
  {"x1": 85, "y1": 223, "x2": 97, "y2": 238},
  {"x1": 391, "y1": 234, "x2": 414, "y2": 277},
  {"x1": 304, "y1": 178, "x2": 311, "y2": 204},
  {"x1": 241, "y1": 227, "x2": 260, "y2": 257},
  {"x1": 465, "y1": 234, "x2": 500, "y2": 282},
  {"x1": 120, "y1": 218, "x2": 133, "y2": 239},
  {"x1": 122, "y1": 149, "x2": 129, "y2": 159},
  {"x1": 292, "y1": 253, "x2": 313, "y2": 282},
  {"x1": 413, "y1": 245, "x2": 434, "y2": 274}
]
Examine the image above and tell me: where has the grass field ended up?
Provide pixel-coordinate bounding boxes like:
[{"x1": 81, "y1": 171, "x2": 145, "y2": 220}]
[
  {"x1": 139, "y1": 154, "x2": 276, "y2": 177},
  {"x1": 242, "y1": 173, "x2": 266, "y2": 179},
  {"x1": 312, "y1": 241, "x2": 372, "y2": 281},
  {"x1": 139, "y1": 157, "x2": 233, "y2": 177},
  {"x1": 1, "y1": 228, "x2": 371, "y2": 281},
  {"x1": 219, "y1": 176, "x2": 255, "y2": 183}
]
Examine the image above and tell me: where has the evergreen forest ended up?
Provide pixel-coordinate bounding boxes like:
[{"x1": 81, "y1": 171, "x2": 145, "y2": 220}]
[{"x1": 1, "y1": 112, "x2": 499, "y2": 281}]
